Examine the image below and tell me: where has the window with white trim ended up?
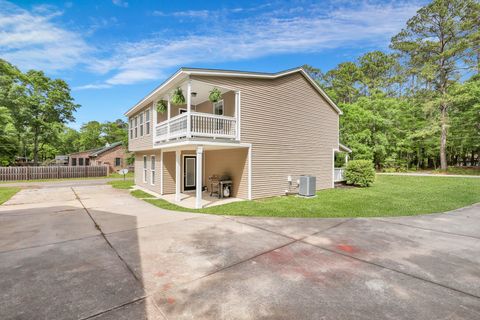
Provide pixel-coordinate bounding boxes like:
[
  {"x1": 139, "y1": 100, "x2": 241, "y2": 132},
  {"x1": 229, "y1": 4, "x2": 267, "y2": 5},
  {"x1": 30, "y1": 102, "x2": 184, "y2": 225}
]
[
  {"x1": 145, "y1": 109, "x2": 150, "y2": 135},
  {"x1": 129, "y1": 119, "x2": 133, "y2": 139},
  {"x1": 143, "y1": 155, "x2": 147, "y2": 183},
  {"x1": 139, "y1": 113, "x2": 144, "y2": 136},
  {"x1": 150, "y1": 155, "x2": 156, "y2": 185},
  {"x1": 134, "y1": 116, "x2": 138, "y2": 138}
]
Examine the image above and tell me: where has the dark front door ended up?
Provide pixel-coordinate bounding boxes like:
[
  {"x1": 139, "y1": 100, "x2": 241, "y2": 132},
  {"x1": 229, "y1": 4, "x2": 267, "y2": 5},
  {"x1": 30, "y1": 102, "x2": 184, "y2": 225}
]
[{"x1": 183, "y1": 156, "x2": 196, "y2": 191}]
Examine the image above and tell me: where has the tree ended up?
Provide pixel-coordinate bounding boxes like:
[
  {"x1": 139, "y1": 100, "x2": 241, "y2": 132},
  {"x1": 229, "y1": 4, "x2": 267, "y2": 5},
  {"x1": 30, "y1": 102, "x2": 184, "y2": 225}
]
[
  {"x1": 358, "y1": 51, "x2": 401, "y2": 96},
  {"x1": 14, "y1": 70, "x2": 79, "y2": 164},
  {"x1": 390, "y1": 0, "x2": 480, "y2": 170},
  {"x1": 0, "y1": 107, "x2": 18, "y2": 165},
  {"x1": 322, "y1": 62, "x2": 362, "y2": 104},
  {"x1": 78, "y1": 121, "x2": 105, "y2": 150},
  {"x1": 102, "y1": 119, "x2": 128, "y2": 146}
]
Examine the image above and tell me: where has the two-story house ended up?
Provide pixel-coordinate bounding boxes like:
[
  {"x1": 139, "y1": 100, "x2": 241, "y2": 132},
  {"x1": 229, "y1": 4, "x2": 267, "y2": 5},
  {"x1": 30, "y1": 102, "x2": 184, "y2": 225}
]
[{"x1": 125, "y1": 67, "x2": 350, "y2": 208}]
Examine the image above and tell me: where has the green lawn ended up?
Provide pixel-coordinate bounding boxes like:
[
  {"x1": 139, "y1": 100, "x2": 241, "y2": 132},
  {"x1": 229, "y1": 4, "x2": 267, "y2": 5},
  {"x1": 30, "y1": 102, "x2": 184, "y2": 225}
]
[
  {"x1": 108, "y1": 179, "x2": 134, "y2": 189},
  {"x1": 125, "y1": 175, "x2": 480, "y2": 218},
  {"x1": 432, "y1": 167, "x2": 480, "y2": 176},
  {"x1": 0, "y1": 187, "x2": 20, "y2": 205}
]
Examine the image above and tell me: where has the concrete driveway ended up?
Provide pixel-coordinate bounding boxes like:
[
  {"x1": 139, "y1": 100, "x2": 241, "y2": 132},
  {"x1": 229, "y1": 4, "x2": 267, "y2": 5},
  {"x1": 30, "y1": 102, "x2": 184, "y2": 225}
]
[{"x1": 1, "y1": 184, "x2": 479, "y2": 319}]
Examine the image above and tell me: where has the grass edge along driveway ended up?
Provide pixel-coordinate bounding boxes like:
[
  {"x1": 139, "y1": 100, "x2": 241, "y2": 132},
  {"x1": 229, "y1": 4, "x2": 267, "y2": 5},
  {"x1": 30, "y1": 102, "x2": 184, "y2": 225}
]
[
  {"x1": 0, "y1": 187, "x2": 20, "y2": 205},
  {"x1": 110, "y1": 175, "x2": 480, "y2": 218}
]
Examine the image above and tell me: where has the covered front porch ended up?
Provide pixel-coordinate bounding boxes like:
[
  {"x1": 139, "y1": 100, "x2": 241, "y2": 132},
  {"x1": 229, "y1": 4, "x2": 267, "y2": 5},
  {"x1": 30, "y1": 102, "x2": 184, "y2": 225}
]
[{"x1": 154, "y1": 142, "x2": 251, "y2": 209}]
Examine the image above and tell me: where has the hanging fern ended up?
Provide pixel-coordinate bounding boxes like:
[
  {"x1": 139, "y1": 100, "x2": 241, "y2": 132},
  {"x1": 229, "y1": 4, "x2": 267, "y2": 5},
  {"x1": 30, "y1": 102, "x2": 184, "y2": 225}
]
[
  {"x1": 171, "y1": 88, "x2": 186, "y2": 105},
  {"x1": 209, "y1": 88, "x2": 222, "y2": 103},
  {"x1": 156, "y1": 100, "x2": 168, "y2": 114}
]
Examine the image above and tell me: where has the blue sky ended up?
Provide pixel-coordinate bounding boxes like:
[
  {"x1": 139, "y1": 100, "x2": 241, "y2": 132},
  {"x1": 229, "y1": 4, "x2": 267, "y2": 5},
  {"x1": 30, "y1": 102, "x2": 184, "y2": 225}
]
[{"x1": 1, "y1": 0, "x2": 424, "y2": 128}]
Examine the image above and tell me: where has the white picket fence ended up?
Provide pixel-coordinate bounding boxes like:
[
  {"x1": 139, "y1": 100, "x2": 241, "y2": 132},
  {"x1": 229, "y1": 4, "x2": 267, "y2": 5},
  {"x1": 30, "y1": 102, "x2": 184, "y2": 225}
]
[{"x1": 0, "y1": 166, "x2": 109, "y2": 181}]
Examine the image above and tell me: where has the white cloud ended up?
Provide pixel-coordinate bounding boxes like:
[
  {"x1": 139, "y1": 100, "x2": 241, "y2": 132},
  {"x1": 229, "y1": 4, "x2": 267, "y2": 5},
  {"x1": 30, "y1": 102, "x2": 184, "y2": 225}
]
[
  {"x1": 0, "y1": 0, "x2": 91, "y2": 72},
  {"x1": 90, "y1": 1, "x2": 420, "y2": 86},
  {"x1": 112, "y1": 0, "x2": 128, "y2": 8}
]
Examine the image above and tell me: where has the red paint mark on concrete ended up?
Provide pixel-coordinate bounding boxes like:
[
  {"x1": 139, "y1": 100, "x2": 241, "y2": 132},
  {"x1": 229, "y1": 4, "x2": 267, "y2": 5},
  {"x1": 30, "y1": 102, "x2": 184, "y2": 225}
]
[
  {"x1": 155, "y1": 271, "x2": 166, "y2": 277},
  {"x1": 163, "y1": 283, "x2": 172, "y2": 291},
  {"x1": 167, "y1": 297, "x2": 175, "y2": 304},
  {"x1": 336, "y1": 244, "x2": 359, "y2": 253}
]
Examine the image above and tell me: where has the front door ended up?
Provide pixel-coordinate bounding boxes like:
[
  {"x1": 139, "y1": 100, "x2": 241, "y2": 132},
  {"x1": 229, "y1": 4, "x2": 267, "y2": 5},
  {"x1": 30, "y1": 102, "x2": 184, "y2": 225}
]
[{"x1": 183, "y1": 156, "x2": 196, "y2": 191}]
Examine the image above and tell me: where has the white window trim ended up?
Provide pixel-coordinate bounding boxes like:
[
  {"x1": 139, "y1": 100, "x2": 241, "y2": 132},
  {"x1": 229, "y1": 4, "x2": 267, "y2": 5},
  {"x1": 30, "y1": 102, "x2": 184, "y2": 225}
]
[
  {"x1": 150, "y1": 155, "x2": 156, "y2": 186},
  {"x1": 134, "y1": 116, "x2": 138, "y2": 139},
  {"x1": 212, "y1": 100, "x2": 224, "y2": 115},
  {"x1": 139, "y1": 112, "x2": 144, "y2": 137},
  {"x1": 143, "y1": 155, "x2": 147, "y2": 183},
  {"x1": 145, "y1": 109, "x2": 151, "y2": 136}
]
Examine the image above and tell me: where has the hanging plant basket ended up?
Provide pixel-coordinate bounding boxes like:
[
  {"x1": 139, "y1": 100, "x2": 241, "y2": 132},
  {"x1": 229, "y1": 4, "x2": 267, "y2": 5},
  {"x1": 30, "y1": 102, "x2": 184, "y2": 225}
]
[
  {"x1": 156, "y1": 100, "x2": 168, "y2": 114},
  {"x1": 171, "y1": 87, "x2": 186, "y2": 105},
  {"x1": 209, "y1": 88, "x2": 222, "y2": 103}
]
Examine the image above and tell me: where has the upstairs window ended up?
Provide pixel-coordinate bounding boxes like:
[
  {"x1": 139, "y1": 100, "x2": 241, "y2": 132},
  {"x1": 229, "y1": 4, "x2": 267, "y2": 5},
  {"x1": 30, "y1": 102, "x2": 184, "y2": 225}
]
[
  {"x1": 145, "y1": 109, "x2": 151, "y2": 135},
  {"x1": 134, "y1": 116, "x2": 138, "y2": 138},
  {"x1": 140, "y1": 113, "x2": 144, "y2": 136},
  {"x1": 129, "y1": 119, "x2": 133, "y2": 139}
]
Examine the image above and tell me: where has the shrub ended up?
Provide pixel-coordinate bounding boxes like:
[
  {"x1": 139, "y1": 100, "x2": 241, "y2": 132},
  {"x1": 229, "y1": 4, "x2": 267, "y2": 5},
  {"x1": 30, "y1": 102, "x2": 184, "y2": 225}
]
[{"x1": 345, "y1": 160, "x2": 375, "y2": 187}]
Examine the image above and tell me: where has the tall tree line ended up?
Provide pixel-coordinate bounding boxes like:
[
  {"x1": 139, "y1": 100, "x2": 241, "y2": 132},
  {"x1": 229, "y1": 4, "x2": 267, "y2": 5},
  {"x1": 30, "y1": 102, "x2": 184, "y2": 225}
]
[
  {"x1": 0, "y1": 59, "x2": 128, "y2": 166},
  {"x1": 306, "y1": 0, "x2": 479, "y2": 170}
]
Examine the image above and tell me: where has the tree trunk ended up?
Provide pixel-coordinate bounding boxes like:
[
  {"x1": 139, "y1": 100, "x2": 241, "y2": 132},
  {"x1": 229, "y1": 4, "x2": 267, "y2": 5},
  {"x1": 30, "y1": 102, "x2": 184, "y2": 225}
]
[
  {"x1": 439, "y1": 105, "x2": 448, "y2": 170},
  {"x1": 33, "y1": 130, "x2": 39, "y2": 165}
]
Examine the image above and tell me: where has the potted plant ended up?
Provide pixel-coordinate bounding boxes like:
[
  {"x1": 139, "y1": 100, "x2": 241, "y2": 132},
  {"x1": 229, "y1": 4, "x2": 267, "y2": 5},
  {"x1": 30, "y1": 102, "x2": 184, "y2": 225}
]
[
  {"x1": 156, "y1": 100, "x2": 168, "y2": 114},
  {"x1": 209, "y1": 88, "x2": 222, "y2": 103},
  {"x1": 171, "y1": 88, "x2": 185, "y2": 105}
]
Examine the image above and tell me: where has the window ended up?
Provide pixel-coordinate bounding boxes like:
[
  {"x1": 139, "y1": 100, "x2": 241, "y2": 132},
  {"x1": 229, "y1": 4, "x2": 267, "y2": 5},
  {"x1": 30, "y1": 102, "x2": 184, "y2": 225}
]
[
  {"x1": 145, "y1": 109, "x2": 150, "y2": 135},
  {"x1": 85, "y1": 158, "x2": 90, "y2": 166},
  {"x1": 79, "y1": 158, "x2": 84, "y2": 166},
  {"x1": 115, "y1": 157, "x2": 122, "y2": 166},
  {"x1": 213, "y1": 100, "x2": 224, "y2": 115},
  {"x1": 140, "y1": 113, "x2": 144, "y2": 137},
  {"x1": 143, "y1": 155, "x2": 147, "y2": 183},
  {"x1": 71, "y1": 158, "x2": 77, "y2": 166},
  {"x1": 150, "y1": 155, "x2": 156, "y2": 185},
  {"x1": 129, "y1": 119, "x2": 133, "y2": 139},
  {"x1": 134, "y1": 116, "x2": 138, "y2": 138}
]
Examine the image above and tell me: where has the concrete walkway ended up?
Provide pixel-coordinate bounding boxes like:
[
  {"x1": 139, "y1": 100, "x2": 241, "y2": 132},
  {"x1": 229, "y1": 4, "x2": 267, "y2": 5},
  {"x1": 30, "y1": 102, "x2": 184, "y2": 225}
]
[{"x1": 1, "y1": 185, "x2": 479, "y2": 319}]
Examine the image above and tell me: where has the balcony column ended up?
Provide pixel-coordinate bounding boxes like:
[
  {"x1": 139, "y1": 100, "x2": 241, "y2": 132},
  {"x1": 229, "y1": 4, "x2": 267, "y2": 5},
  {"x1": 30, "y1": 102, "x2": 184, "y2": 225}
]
[
  {"x1": 152, "y1": 101, "x2": 157, "y2": 145},
  {"x1": 195, "y1": 146, "x2": 203, "y2": 209},
  {"x1": 186, "y1": 80, "x2": 192, "y2": 138},
  {"x1": 167, "y1": 96, "x2": 171, "y2": 140},
  {"x1": 175, "y1": 149, "x2": 181, "y2": 201},
  {"x1": 235, "y1": 91, "x2": 241, "y2": 140}
]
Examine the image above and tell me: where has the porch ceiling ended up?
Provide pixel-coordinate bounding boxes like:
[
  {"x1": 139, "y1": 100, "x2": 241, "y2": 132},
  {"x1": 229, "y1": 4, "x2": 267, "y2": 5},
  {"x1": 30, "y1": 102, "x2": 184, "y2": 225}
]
[
  {"x1": 157, "y1": 140, "x2": 251, "y2": 152},
  {"x1": 156, "y1": 79, "x2": 232, "y2": 106}
]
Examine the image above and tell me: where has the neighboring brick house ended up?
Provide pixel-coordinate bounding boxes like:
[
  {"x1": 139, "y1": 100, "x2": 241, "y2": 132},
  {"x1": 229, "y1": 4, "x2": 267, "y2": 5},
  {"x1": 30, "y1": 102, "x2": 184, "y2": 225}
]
[{"x1": 68, "y1": 142, "x2": 128, "y2": 173}]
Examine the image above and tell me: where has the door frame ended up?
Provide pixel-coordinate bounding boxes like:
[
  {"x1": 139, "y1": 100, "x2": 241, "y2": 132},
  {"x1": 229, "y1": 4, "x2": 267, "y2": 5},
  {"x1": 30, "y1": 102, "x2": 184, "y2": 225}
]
[{"x1": 183, "y1": 155, "x2": 196, "y2": 191}]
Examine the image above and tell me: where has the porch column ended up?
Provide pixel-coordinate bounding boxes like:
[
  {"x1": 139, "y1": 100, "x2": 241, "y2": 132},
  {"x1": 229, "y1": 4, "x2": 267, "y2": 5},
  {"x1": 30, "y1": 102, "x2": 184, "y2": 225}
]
[
  {"x1": 186, "y1": 80, "x2": 192, "y2": 138},
  {"x1": 175, "y1": 150, "x2": 181, "y2": 201},
  {"x1": 195, "y1": 146, "x2": 203, "y2": 209},
  {"x1": 167, "y1": 95, "x2": 171, "y2": 140},
  {"x1": 345, "y1": 154, "x2": 349, "y2": 166},
  {"x1": 160, "y1": 149, "x2": 164, "y2": 195}
]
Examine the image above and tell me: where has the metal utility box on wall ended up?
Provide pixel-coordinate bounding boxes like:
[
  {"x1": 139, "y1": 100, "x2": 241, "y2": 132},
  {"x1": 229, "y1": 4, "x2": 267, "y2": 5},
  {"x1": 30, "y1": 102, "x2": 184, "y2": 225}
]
[{"x1": 298, "y1": 175, "x2": 316, "y2": 197}]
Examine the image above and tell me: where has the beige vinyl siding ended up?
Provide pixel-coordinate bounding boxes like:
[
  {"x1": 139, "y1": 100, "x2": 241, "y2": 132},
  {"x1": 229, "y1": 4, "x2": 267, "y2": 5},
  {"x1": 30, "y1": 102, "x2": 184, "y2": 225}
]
[
  {"x1": 195, "y1": 91, "x2": 235, "y2": 116},
  {"x1": 204, "y1": 148, "x2": 248, "y2": 199},
  {"x1": 191, "y1": 72, "x2": 339, "y2": 199},
  {"x1": 136, "y1": 148, "x2": 248, "y2": 199},
  {"x1": 128, "y1": 103, "x2": 153, "y2": 152}
]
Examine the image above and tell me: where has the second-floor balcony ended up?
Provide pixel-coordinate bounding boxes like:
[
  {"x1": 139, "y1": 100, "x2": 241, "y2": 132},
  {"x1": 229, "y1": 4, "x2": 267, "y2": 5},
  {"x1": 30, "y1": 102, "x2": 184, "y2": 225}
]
[{"x1": 155, "y1": 111, "x2": 238, "y2": 143}]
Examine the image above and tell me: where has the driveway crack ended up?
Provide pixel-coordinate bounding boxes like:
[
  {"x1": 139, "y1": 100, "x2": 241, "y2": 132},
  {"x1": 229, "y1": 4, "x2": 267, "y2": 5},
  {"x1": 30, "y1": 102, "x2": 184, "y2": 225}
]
[{"x1": 71, "y1": 187, "x2": 142, "y2": 283}]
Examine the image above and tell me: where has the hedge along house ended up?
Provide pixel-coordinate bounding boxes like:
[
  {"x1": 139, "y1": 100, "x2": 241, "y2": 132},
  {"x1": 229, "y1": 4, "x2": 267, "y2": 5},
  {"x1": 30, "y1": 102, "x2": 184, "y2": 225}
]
[{"x1": 125, "y1": 67, "x2": 349, "y2": 209}]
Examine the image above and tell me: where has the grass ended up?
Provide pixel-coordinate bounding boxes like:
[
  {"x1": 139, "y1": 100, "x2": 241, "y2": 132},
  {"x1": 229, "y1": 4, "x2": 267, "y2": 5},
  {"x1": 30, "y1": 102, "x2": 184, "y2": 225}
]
[
  {"x1": 432, "y1": 167, "x2": 480, "y2": 176},
  {"x1": 116, "y1": 175, "x2": 480, "y2": 218},
  {"x1": 108, "y1": 179, "x2": 134, "y2": 189},
  {"x1": 130, "y1": 189, "x2": 156, "y2": 198},
  {"x1": 0, "y1": 187, "x2": 20, "y2": 205}
]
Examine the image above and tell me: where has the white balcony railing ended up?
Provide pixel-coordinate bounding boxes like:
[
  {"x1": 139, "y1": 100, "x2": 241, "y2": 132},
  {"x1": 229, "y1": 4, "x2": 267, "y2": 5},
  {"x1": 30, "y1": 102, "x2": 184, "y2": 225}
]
[
  {"x1": 155, "y1": 112, "x2": 237, "y2": 142},
  {"x1": 334, "y1": 168, "x2": 346, "y2": 182}
]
